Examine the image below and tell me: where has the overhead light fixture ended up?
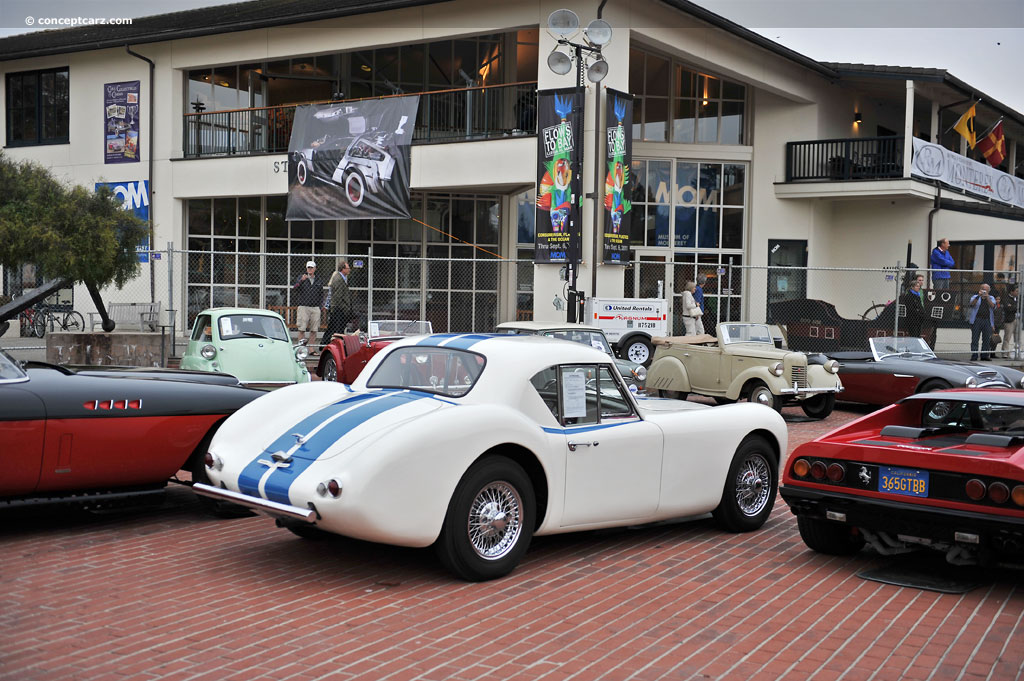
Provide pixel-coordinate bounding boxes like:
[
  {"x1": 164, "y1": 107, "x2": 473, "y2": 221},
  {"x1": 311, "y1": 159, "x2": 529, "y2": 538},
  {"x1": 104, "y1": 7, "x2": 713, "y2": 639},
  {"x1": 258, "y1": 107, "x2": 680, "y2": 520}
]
[
  {"x1": 547, "y1": 49, "x2": 573, "y2": 76},
  {"x1": 583, "y1": 19, "x2": 613, "y2": 47},
  {"x1": 586, "y1": 56, "x2": 609, "y2": 83},
  {"x1": 547, "y1": 9, "x2": 580, "y2": 38},
  {"x1": 854, "y1": 112, "x2": 862, "y2": 123}
]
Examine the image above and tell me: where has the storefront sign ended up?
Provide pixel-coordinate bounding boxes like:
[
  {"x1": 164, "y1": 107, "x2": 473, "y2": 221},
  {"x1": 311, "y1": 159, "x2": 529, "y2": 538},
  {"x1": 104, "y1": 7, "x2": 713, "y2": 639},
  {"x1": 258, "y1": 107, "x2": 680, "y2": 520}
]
[
  {"x1": 603, "y1": 91, "x2": 633, "y2": 265},
  {"x1": 912, "y1": 138, "x2": 1024, "y2": 210},
  {"x1": 535, "y1": 88, "x2": 584, "y2": 264},
  {"x1": 95, "y1": 180, "x2": 149, "y2": 262},
  {"x1": 286, "y1": 96, "x2": 419, "y2": 221},
  {"x1": 104, "y1": 81, "x2": 140, "y2": 164}
]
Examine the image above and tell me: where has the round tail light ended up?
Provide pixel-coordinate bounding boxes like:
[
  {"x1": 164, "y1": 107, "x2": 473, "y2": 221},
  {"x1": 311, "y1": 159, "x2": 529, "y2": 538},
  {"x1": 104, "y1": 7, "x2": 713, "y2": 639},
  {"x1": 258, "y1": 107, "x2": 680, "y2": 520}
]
[
  {"x1": 988, "y1": 482, "x2": 1010, "y2": 504},
  {"x1": 792, "y1": 458, "x2": 810, "y2": 477},
  {"x1": 826, "y1": 463, "x2": 846, "y2": 482},
  {"x1": 810, "y1": 461, "x2": 827, "y2": 480},
  {"x1": 966, "y1": 478, "x2": 987, "y2": 501},
  {"x1": 326, "y1": 479, "x2": 341, "y2": 498},
  {"x1": 1012, "y1": 485, "x2": 1024, "y2": 507},
  {"x1": 204, "y1": 452, "x2": 214, "y2": 469}
]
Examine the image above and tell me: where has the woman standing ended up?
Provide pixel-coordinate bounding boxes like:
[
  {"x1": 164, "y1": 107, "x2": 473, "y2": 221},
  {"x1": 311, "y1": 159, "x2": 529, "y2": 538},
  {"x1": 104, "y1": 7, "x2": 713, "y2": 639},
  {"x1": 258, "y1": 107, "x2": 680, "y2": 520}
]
[{"x1": 681, "y1": 281, "x2": 702, "y2": 335}]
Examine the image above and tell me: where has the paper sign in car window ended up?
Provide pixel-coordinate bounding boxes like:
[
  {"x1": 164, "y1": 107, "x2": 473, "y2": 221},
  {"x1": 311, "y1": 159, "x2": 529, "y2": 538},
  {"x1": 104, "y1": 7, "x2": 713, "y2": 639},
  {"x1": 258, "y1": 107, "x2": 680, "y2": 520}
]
[
  {"x1": 219, "y1": 318, "x2": 234, "y2": 336},
  {"x1": 563, "y1": 371, "x2": 587, "y2": 418}
]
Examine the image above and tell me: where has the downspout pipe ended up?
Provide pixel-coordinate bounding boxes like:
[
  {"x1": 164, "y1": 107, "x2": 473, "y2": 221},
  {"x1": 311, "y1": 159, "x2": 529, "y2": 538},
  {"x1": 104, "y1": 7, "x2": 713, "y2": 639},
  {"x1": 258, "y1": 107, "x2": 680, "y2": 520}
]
[
  {"x1": 927, "y1": 181, "x2": 941, "y2": 286},
  {"x1": 125, "y1": 45, "x2": 155, "y2": 303},
  {"x1": 591, "y1": 0, "x2": 609, "y2": 302}
]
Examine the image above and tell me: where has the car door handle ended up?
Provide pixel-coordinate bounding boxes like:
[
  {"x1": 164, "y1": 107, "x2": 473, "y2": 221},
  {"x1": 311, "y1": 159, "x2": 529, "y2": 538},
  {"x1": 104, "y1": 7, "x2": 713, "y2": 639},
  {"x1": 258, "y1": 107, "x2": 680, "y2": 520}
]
[{"x1": 568, "y1": 441, "x2": 599, "y2": 451}]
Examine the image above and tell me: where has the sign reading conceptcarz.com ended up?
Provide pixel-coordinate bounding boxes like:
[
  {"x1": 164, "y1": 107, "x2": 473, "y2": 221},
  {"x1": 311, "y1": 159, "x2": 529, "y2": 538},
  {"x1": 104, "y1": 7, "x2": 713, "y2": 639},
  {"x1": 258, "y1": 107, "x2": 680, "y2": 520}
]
[
  {"x1": 603, "y1": 90, "x2": 633, "y2": 265},
  {"x1": 535, "y1": 88, "x2": 584, "y2": 264},
  {"x1": 286, "y1": 96, "x2": 419, "y2": 221}
]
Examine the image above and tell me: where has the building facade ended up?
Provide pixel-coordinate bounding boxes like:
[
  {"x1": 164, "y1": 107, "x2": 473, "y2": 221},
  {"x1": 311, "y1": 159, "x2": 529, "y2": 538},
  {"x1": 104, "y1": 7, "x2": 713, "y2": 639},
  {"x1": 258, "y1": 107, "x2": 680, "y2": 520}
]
[{"x1": 3, "y1": 0, "x2": 1024, "y2": 341}]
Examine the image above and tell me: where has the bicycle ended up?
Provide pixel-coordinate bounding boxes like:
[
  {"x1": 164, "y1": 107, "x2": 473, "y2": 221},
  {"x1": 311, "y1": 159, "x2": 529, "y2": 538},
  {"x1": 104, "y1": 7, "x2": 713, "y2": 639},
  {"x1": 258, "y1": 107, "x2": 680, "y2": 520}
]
[
  {"x1": 19, "y1": 306, "x2": 85, "y2": 337},
  {"x1": 18, "y1": 306, "x2": 47, "y2": 338}
]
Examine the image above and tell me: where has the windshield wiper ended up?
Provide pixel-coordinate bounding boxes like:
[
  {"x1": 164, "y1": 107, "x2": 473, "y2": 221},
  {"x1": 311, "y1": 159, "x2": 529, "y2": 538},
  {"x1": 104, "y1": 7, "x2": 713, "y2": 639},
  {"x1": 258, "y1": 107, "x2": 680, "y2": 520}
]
[{"x1": 242, "y1": 331, "x2": 270, "y2": 340}]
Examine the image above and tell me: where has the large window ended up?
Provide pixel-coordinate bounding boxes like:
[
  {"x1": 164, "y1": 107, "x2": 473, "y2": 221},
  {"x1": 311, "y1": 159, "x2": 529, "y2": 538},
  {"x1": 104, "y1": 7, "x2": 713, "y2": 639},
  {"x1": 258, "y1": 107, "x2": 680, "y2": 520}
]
[
  {"x1": 5, "y1": 67, "x2": 69, "y2": 146},
  {"x1": 628, "y1": 47, "x2": 746, "y2": 145}
]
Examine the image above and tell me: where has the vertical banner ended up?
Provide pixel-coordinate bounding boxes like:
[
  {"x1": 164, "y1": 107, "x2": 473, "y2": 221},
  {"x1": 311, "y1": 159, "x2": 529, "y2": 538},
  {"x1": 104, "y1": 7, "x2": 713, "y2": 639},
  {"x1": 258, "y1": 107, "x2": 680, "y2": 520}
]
[
  {"x1": 535, "y1": 88, "x2": 584, "y2": 264},
  {"x1": 603, "y1": 90, "x2": 633, "y2": 264},
  {"x1": 286, "y1": 96, "x2": 419, "y2": 220},
  {"x1": 104, "y1": 81, "x2": 141, "y2": 164},
  {"x1": 95, "y1": 180, "x2": 150, "y2": 262}
]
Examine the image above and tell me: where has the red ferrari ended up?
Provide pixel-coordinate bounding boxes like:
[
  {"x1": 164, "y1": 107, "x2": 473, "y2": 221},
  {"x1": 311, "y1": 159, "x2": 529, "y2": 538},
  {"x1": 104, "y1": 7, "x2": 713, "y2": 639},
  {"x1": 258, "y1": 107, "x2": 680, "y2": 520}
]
[
  {"x1": 781, "y1": 390, "x2": 1024, "y2": 566},
  {"x1": 0, "y1": 350, "x2": 262, "y2": 512}
]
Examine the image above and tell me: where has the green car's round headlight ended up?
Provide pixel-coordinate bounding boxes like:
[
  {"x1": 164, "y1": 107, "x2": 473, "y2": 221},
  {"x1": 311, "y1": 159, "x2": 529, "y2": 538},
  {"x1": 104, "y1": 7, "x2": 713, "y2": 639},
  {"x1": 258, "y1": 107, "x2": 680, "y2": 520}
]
[
  {"x1": 295, "y1": 345, "x2": 309, "y2": 361},
  {"x1": 200, "y1": 344, "x2": 217, "y2": 360}
]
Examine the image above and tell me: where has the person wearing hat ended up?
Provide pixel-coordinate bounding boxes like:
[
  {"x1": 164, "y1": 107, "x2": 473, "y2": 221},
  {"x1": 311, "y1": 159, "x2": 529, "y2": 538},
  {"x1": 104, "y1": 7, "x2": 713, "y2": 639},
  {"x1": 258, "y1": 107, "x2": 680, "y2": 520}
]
[{"x1": 292, "y1": 260, "x2": 324, "y2": 348}]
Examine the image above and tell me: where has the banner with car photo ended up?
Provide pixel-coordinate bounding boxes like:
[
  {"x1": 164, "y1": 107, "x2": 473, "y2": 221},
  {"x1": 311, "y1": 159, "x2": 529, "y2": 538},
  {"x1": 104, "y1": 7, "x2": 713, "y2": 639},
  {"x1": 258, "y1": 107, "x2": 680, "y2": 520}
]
[
  {"x1": 603, "y1": 90, "x2": 633, "y2": 265},
  {"x1": 535, "y1": 88, "x2": 584, "y2": 264},
  {"x1": 286, "y1": 96, "x2": 420, "y2": 221}
]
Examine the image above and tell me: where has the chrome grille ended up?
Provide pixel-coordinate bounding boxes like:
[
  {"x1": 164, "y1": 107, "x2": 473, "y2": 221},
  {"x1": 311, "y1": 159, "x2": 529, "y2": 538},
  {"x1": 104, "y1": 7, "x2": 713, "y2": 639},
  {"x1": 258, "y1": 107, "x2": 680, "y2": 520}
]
[{"x1": 789, "y1": 365, "x2": 807, "y2": 388}]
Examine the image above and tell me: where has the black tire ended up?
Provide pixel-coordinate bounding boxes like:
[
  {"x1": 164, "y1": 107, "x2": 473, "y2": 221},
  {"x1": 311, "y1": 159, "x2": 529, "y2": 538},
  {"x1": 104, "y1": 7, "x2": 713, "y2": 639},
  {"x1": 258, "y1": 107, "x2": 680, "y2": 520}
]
[
  {"x1": 621, "y1": 337, "x2": 654, "y2": 366},
  {"x1": 31, "y1": 312, "x2": 47, "y2": 338},
  {"x1": 62, "y1": 311, "x2": 85, "y2": 332},
  {"x1": 747, "y1": 381, "x2": 781, "y2": 412},
  {"x1": 344, "y1": 168, "x2": 366, "y2": 207},
  {"x1": 322, "y1": 355, "x2": 338, "y2": 382},
  {"x1": 653, "y1": 389, "x2": 687, "y2": 400},
  {"x1": 435, "y1": 455, "x2": 535, "y2": 582},
  {"x1": 801, "y1": 393, "x2": 835, "y2": 419},
  {"x1": 796, "y1": 515, "x2": 865, "y2": 555},
  {"x1": 190, "y1": 457, "x2": 254, "y2": 519},
  {"x1": 917, "y1": 379, "x2": 952, "y2": 393},
  {"x1": 712, "y1": 436, "x2": 777, "y2": 532}
]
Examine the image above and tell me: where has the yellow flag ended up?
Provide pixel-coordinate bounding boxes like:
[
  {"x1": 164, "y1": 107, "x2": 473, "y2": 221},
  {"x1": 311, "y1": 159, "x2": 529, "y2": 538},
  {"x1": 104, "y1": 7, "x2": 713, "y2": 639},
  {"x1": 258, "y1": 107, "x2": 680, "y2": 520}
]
[{"x1": 954, "y1": 104, "x2": 977, "y2": 149}]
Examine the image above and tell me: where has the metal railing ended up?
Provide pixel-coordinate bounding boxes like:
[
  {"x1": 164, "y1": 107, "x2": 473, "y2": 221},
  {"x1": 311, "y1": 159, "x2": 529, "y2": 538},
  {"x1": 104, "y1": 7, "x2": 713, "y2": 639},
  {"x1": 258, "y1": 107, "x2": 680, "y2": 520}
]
[
  {"x1": 786, "y1": 136, "x2": 905, "y2": 182},
  {"x1": 183, "y1": 82, "x2": 538, "y2": 158}
]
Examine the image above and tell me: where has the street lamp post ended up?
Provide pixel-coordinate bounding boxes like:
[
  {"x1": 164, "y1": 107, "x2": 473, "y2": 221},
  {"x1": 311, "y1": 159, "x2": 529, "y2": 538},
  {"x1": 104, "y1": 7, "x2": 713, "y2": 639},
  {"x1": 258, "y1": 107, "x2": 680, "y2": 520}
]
[{"x1": 546, "y1": 9, "x2": 611, "y2": 323}]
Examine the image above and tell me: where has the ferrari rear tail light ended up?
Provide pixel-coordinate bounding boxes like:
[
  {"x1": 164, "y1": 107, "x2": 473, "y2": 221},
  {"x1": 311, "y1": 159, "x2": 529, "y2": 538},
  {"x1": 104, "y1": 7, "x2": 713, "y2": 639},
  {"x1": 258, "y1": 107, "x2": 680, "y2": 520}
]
[
  {"x1": 965, "y1": 478, "x2": 987, "y2": 501},
  {"x1": 810, "y1": 461, "x2": 827, "y2": 480},
  {"x1": 792, "y1": 459, "x2": 810, "y2": 477},
  {"x1": 826, "y1": 463, "x2": 846, "y2": 482},
  {"x1": 1012, "y1": 486, "x2": 1024, "y2": 507},
  {"x1": 988, "y1": 482, "x2": 1010, "y2": 504}
]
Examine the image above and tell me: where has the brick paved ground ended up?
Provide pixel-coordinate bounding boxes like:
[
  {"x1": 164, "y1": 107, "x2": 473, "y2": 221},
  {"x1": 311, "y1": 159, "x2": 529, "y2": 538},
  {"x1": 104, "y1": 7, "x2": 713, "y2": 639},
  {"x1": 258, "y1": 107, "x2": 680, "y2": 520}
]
[{"x1": 2, "y1": 401, "x2": 1022, "y2": 681}]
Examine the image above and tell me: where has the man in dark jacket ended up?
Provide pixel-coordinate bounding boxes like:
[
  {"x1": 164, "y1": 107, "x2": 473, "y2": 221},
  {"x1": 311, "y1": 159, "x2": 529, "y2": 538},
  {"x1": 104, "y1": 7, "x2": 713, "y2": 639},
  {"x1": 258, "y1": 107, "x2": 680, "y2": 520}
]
[
  {"x1": 292, "y1": 260, "x2": 323, "y2": 347},
  {"x1": 321, "y1": 259, "x2": 354, "y2": 346}
]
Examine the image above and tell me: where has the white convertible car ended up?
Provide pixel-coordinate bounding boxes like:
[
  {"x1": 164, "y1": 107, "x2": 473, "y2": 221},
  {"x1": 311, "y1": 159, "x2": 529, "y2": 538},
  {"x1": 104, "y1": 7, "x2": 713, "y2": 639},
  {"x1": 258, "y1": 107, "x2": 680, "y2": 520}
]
[{"x1": 195, "y1": 334, "x2": 788, "y2": 581}]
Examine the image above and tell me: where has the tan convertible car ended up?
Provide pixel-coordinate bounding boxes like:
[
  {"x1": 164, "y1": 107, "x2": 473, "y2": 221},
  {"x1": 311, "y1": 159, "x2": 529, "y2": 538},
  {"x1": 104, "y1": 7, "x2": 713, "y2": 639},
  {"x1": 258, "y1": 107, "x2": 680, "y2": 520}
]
[{"x1": 645, "y1": 322, "x2": 843, "y2": 418}]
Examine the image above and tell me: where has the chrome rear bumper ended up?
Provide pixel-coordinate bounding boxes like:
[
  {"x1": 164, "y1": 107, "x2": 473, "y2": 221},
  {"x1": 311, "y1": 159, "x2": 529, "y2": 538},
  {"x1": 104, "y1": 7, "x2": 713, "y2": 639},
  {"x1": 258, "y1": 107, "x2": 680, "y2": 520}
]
[{"x1": 193, "y1": 483, "x2": 316, "y2": 522}]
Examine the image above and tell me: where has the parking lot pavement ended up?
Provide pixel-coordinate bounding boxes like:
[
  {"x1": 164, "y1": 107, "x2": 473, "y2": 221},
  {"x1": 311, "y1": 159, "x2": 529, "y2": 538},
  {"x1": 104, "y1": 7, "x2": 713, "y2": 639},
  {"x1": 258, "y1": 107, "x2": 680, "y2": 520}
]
[{"x1": 2, "y1": 403, "x2": 1023, "y2": 681}]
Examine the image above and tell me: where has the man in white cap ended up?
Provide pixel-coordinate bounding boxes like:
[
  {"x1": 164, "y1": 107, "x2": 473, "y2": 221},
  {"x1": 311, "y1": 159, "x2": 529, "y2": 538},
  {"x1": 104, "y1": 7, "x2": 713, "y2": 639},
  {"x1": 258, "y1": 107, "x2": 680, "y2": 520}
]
[{"x1": 292, "y1": 260, "x2": 324, "y2": 349}]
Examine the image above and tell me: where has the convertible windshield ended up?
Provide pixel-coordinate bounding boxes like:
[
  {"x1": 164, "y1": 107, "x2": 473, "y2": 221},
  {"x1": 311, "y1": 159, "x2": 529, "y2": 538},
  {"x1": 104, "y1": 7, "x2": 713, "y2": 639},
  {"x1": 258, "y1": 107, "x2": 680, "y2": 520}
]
[
  {"x1": 367, "y1": 347, "x2": 485, "y2": 398},
  {"x1": 720, "y1": 324, "x2": 773, "y2": 345},
  {"x1": 871, "y1": 336, "x2": 936, "y2": 361},
  {"x1": 217, "y1": 314, "x2": 290, "y2": 342},
  {"x1": 0, "y1": 350, "x2": 27, "y2": 382}
]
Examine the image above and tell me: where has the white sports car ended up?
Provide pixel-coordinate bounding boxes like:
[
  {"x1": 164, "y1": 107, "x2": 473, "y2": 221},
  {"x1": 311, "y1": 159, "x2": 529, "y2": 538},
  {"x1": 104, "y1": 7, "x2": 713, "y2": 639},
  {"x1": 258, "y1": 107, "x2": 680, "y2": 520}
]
[{"x1": 195, "y1": 334, "x2": 788, "y2": 581}]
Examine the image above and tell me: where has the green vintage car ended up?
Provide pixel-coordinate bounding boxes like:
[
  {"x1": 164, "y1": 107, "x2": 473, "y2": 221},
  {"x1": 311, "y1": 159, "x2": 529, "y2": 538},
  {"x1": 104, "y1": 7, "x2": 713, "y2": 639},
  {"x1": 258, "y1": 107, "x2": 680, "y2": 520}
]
[{"x1": 181, "y1": 307, "x2": 311, "y2": 388}]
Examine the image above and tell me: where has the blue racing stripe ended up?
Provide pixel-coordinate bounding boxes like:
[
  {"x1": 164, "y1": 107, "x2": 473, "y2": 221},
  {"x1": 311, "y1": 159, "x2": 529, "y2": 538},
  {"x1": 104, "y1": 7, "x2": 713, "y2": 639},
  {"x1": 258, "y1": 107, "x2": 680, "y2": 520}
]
[
  {"x1": 441, "y1": 334, "x2": 494, "y2": 350},
  {"x1": 239, "y1": 391, "x2": 432, "y2": 505},
  {"x1": 541, "y1": 421, "x2": 638, "y2": 434}
]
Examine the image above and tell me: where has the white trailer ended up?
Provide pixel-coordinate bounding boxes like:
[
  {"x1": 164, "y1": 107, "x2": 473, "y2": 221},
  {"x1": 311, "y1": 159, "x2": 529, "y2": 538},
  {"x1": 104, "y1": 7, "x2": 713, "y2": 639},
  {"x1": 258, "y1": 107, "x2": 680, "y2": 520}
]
[{"x1": 583, "y1": 297, "x2": 668, "y2": 365}]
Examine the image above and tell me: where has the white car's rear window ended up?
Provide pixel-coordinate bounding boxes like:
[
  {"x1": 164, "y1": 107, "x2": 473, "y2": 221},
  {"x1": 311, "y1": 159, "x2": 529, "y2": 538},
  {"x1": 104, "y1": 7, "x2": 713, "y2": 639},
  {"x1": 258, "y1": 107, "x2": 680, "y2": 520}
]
[{"x1": 368, "y1": 347, "x2": 485, "y2": 398}]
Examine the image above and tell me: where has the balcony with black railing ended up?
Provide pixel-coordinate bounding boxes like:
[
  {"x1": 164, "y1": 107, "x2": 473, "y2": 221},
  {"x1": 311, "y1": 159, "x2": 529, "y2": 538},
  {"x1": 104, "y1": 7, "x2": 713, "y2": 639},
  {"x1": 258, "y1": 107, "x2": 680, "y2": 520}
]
[
  {"x1": 183, "y1": 82, "x2": 538, "y2": 158},
  {"x1": 786, "y1": 136, "x2": 905, "y2": 182}
]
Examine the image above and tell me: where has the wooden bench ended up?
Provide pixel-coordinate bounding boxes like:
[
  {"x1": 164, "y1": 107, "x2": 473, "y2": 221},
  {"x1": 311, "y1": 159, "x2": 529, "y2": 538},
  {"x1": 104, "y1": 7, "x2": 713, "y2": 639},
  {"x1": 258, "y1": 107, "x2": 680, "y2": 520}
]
[{"x1": 89, "y1": 302, "x2": 161, "y2": 331}]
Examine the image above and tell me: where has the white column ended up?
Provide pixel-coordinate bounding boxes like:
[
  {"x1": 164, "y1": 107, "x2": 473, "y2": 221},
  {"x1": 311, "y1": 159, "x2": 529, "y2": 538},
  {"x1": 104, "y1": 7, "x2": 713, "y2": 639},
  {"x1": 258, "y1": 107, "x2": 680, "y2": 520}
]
[{"x1": 903, "y1": 80, "x2": 914, "y2": 177}]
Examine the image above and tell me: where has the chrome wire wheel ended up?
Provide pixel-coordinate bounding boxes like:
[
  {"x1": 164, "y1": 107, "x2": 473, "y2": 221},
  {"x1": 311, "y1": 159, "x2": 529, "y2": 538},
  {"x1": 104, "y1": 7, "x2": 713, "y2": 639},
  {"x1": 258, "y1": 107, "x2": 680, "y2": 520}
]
[
  {"x1": 324, "y1": 355, "x2": 338, "y2": 382},
  {"x1": 734, "y1": 452, "x2": 771, "y2": 517},
  {"x1": 466, "y1": 480, "x2": 523, "y2": 560}
]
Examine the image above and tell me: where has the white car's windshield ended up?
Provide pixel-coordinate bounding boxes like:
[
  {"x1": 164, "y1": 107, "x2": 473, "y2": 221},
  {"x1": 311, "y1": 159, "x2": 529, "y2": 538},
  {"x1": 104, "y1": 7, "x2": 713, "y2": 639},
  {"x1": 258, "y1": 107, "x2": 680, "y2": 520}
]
[
  {"x1": 871, "y1": 336, "x2": 936, "y2": 361},
  {"x1": 542, "y1": 330, "x2": 613, "y2": 356},
  {"x1": 720, "y1": 324, "x2": 773, "y2": 345},
  {"x1": 218, "y1": 314, "x2": 290, "y2": 342}
]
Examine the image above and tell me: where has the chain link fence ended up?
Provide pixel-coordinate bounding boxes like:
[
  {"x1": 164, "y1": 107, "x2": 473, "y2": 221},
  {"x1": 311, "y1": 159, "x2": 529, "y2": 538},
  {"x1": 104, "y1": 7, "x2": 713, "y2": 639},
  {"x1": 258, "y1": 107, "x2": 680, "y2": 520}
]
[{"x1": 733, "y1": 264, "x2": 1023, "y2": 360}]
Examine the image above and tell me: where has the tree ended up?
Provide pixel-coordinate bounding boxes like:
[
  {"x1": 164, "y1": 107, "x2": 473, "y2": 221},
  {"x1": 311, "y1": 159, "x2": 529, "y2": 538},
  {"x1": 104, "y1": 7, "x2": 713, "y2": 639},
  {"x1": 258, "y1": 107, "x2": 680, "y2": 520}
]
[{"x1": 0, "y1": 153, "x2": 147, "y2": 291}]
